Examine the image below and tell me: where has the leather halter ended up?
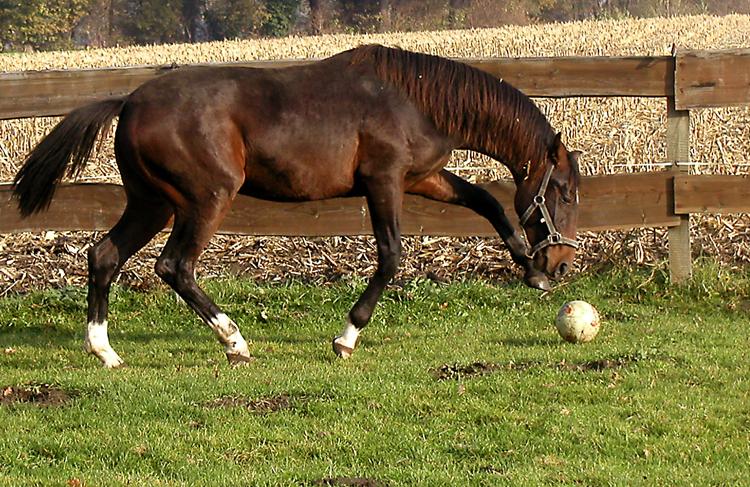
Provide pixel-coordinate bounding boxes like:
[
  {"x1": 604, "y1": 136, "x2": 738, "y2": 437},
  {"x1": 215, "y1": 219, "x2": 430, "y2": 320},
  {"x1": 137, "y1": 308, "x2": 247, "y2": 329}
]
[{"x1": 518, "y1": 162, "x2": 579, "y2": 257}]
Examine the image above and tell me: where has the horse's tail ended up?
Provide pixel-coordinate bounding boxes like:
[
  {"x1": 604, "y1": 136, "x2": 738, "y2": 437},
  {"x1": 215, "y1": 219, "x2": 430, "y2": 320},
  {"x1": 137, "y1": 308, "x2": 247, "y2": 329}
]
[{"x1": 12, "y1": 97, "x2": 127, "y2": 217}]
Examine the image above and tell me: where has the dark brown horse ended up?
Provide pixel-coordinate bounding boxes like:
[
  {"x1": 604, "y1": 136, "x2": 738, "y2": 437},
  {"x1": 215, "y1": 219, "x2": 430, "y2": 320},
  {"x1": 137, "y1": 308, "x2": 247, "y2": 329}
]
[{"x1": 13, "y1": 45, "x2": 580, "y2": 368}]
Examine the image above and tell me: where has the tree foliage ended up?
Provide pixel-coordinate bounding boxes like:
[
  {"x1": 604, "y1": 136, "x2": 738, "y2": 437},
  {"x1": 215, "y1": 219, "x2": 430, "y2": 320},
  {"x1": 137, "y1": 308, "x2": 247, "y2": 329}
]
[
  {"x1": 119, "y1": 0, "x2": 186, "y2": 45},
  {"x1": 0, "y1": 0, "x2": 92, "y2": 50},
  {"x1": 262, "y1": 0, "x2": 299, "y2": 37},
  {"x1": 204, "y1": 0, "x2": 268, "y2": 40},
  {"x1": 0, "y1": 0, "x2": 747, "y2": 51}
]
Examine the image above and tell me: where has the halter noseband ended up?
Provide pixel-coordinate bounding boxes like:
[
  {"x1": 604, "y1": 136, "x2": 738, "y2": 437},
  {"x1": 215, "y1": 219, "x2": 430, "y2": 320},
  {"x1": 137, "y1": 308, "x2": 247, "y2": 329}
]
[{"x1": 518, "y1": 162, "x2": 579, "y2": 257}]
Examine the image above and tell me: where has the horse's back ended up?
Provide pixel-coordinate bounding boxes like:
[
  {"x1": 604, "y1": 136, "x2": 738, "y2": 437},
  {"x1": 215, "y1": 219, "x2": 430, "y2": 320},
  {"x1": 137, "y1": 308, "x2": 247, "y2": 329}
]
[{"x1": 116, "y1": 50, "x2": 452, "y2": 203}]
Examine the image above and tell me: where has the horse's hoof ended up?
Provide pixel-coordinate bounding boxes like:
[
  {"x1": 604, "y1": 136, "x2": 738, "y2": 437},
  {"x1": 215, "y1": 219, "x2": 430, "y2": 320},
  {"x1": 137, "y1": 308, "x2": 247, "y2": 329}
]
[
  {"x1": 226, "y1": 352, "x2": 254, "y2": 367},
  {"x1": 102, "y1": 357, "x2": 126, "y2": 369},
  {"x1": 85, "y1": 345, "x2": 125, "y2": 369},
  {"x1": 332, "y1": 337, "x2": 355, "y2": 359},
  {"x1": 224, "y1": 334, "x2": 252, "y2": 367}
]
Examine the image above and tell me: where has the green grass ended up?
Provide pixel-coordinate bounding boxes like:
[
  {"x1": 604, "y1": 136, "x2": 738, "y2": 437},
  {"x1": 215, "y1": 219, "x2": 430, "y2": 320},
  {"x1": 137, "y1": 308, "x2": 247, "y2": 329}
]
[{"x1": 1, "y1": 261, "x2": 749, "y2": 486}]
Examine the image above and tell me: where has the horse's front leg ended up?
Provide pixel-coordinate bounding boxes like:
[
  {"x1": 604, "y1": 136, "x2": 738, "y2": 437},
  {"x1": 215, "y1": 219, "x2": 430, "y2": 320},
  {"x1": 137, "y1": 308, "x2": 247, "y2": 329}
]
[
  {"x1": 333, "y1": 177, "x2": 403, "y2": 358},
  {"x1": 407, "y1": 169, "x2": 551, "y2": 291}
]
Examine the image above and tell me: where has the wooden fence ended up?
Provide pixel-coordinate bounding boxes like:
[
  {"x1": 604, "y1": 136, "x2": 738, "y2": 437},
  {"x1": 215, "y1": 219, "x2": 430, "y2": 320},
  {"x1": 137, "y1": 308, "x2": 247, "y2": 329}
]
[{"x1": 2, "y1": 48, "x2": 750, "y2": 282}]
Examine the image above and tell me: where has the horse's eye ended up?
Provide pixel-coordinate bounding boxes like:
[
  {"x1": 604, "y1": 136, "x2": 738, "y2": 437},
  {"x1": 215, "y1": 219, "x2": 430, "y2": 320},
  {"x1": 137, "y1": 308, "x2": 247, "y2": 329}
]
[
  {"x1": 552, "y1": 182, "x2": 574, "y2": 205},
  {"x1": 559, "y1": 189, "x2": 576, "y2": 205}
]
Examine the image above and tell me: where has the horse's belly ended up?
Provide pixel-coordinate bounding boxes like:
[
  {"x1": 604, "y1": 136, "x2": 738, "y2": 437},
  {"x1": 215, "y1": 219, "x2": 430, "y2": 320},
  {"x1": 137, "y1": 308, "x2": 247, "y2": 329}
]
[{"x1": 240, "y1": 157, "x2": 356, "y2": 202}]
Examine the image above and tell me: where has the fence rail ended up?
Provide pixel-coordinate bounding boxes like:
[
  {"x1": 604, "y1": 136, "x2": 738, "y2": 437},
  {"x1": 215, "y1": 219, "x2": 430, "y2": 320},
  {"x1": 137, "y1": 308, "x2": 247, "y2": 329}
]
[
  {"x1": 0, "y1": 55, "x2": 676, "y2": 120},
  {"x1": 2, "y1": 48, "x2": 750, "y2": 281},
  {"x1": 0, "y1": 172, "x2": 691, "y2": 236}
]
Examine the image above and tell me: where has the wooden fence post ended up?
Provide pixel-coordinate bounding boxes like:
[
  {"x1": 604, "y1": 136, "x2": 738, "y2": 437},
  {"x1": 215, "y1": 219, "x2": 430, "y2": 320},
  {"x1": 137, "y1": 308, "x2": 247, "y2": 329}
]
[{"x1": 667, "y1": 96, "x2": 692, "y2": 283}]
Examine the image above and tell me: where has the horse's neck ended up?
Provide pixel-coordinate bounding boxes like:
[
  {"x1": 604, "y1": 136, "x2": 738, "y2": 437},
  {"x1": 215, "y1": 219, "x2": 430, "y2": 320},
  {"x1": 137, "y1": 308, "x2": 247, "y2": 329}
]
[
  {"x1": 464, "y1": 129, "x2": 539, "y2": 183},
  {"x1": 458, "y1": 94, "x2": 550, "y2": 181}
]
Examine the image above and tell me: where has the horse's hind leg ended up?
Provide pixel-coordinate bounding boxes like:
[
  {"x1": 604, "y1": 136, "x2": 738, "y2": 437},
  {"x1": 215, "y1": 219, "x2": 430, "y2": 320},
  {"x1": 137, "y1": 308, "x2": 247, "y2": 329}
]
[
  {"x1": 154, "y1": 195, "x2": 252, "y2": 365},
  {"x1": 86, "y1": 197, "x2": 172, "y2": 367},
  {"x1": 333, "y1": 176, "x2": 403, "y2": 358}
]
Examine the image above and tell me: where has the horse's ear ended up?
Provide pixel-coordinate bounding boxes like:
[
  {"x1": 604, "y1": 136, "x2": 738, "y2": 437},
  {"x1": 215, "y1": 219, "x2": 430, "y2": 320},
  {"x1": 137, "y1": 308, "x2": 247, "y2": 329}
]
[
  {"x1": 569, "y1": 150, "x2": 582, "y2": 167},
  {"x1": 549, "y1": 132, "x2": 564, "y2": 165}
]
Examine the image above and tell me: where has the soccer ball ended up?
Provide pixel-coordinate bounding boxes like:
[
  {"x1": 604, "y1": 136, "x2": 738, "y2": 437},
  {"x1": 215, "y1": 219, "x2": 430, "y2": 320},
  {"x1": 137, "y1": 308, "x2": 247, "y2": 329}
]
[{"x1": 555, "y1": 301, "x2": 601, "y2": 343}]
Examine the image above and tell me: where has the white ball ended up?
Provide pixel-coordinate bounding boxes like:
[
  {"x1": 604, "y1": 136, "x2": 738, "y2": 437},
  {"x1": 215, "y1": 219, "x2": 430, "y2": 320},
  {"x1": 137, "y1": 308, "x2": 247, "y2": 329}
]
[{"x1": 555, "y1": 300, "x2": 601, "y2": 343}]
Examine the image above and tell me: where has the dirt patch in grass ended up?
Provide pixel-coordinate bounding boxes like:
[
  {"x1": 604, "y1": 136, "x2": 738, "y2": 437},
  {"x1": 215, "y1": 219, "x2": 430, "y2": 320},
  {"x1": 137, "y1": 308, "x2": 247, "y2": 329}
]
[
  {"x1": 313, "y1": 478, "x2": 385, "y2": 487},
  {"x1": 435, "y1": 353, "x2": 657, "y2": 381},
  {"x1": 558, "y1": 355, "x2": 643, "y2": 372},
  {"x1": 204, "y1": 393, "x2": 298, "y2": 414},
  {"x1": 1, "y1": 383, "x2": 72, "y2": 407},
  {"x1": 434, "y1": 361, "x2": 535, "y2": 380}
]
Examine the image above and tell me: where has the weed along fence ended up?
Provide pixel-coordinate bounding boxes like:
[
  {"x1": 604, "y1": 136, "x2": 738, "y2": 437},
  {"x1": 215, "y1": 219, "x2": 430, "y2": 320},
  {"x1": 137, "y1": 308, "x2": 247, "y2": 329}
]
[{"x1": 1, "y1": 48, "x2": 749, "y2": 282}]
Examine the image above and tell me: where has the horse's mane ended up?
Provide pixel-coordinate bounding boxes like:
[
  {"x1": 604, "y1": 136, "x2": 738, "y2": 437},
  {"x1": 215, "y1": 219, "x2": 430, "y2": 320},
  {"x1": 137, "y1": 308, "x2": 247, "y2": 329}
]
[{"x1": 349, "y1": 44, "x2": 555, "y2": 170}]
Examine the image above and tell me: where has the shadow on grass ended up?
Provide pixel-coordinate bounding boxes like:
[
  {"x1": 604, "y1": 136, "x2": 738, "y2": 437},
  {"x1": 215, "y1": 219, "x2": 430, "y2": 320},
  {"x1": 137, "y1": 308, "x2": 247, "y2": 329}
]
[
  {"x1": 121, "y1": 328, "x2": 332, "y2": 348},
  {"x1": 251, "y1": 333, "x2": 329, "y2": 346},
  {"x1": 121, "y1": 330, "x2": 207, "y2": 343},
  {"x1": 495, "y1": 336, "x2": 560, "y2": 347},
  {"x1": 0, "y1": 328, "x2": 78, "y2": 349}
]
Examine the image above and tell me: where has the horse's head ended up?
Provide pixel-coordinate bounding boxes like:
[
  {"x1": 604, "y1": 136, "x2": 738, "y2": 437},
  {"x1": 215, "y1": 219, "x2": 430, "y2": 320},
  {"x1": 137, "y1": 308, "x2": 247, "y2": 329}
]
[{"x1": 514, "y1": 133, "x2": 581, "y2": 290}]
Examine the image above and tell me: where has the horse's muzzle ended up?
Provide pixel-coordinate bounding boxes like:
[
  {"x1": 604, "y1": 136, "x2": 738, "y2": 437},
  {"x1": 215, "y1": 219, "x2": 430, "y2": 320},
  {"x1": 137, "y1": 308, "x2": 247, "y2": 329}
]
[{"x1": 524, "y1": 268, "x2": 551, "y2": 291}]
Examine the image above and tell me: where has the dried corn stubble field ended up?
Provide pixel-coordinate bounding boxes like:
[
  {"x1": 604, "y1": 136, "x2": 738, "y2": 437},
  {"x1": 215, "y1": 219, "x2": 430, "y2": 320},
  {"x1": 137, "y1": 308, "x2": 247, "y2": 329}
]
[{"x1": 1, "y1": 15, "x2": 749, "y2": 293}]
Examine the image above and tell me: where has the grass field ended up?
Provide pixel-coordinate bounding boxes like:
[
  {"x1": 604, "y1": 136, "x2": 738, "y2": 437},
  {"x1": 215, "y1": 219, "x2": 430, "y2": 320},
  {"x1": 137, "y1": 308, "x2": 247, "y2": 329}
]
[{"x1": 1, "y1": 261, "x2": 749, "y2": 485}]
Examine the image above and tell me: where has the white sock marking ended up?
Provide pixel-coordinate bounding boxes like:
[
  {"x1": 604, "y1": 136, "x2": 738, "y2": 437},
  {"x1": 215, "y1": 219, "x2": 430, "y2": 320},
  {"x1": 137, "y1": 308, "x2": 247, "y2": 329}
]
[
  {"x1": 210, "y1": 313, "x2": 238, "y2": 340},
  {"x1": 84, "y1": 321, "x2": 124, "y2": 368},
  {"x1": 210, "y1": 313, "x2": 250, "y2": 358},
  {"x1": 336, "y1": 319, "x2": 360, "y2": 350}
]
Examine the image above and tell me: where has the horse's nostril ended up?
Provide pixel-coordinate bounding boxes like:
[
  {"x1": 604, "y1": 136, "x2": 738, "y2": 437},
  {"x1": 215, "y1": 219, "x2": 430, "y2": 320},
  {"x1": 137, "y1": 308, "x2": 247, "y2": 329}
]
[{"x1": 558, "y1": 262, "x2": 569, "y2": 276}]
